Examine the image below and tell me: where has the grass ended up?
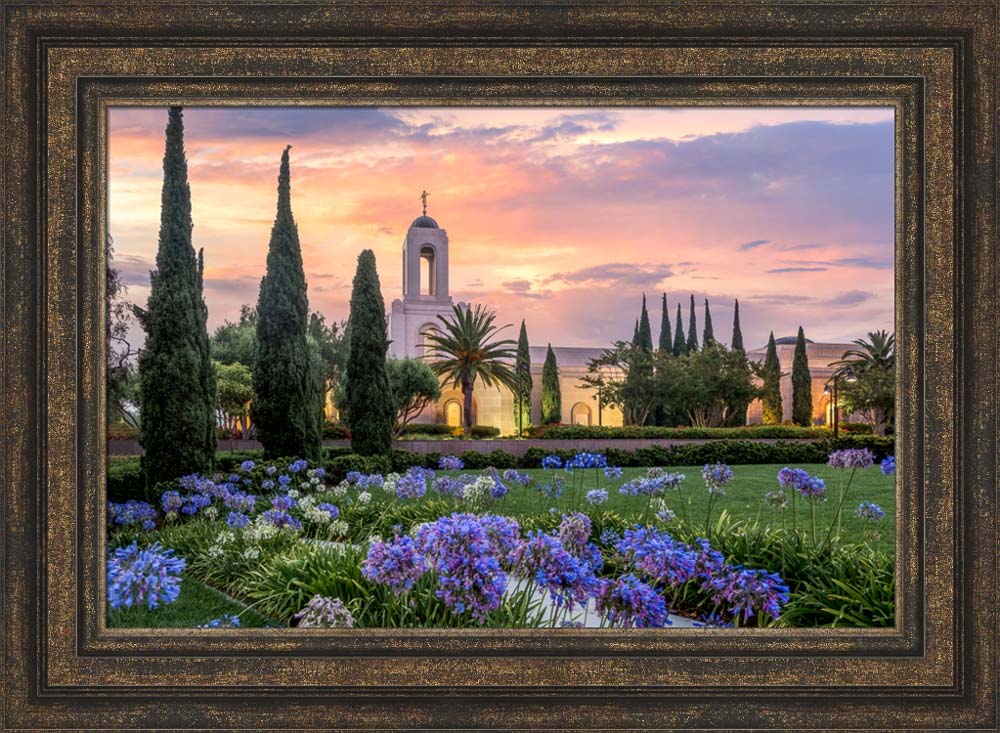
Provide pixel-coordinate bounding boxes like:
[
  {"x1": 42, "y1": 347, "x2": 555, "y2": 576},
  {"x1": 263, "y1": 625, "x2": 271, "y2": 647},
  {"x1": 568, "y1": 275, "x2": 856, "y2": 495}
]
[
  {"x1": 336, "y1": 463, "x2": 895, "y2": 553},
  {"x1": 107, "y1": 574, "x2": 276, "y2": 628}
]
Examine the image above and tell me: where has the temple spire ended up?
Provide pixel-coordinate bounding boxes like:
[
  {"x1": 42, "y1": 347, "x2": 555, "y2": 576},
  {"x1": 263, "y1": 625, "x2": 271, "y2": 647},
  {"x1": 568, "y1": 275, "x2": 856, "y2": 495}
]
[{"x1": 420, "y1": 189, "x2": 430, "y2": 215}]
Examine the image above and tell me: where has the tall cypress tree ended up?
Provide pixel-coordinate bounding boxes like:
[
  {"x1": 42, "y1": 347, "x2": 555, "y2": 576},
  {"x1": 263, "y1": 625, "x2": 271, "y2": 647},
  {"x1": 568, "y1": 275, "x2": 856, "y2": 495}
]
[
  {"x1": 728, "y1": 299, "x2": 747, "y2": 425},
  {"x1": 637, "y1": 294, "x2": 653, "y2": 351},
  {"x1": 251, "y1": 146, "x2": 322, "y2": 461},
  {"x1": 761, "y1": 331, "x2": 783, "y2": 424},
  {"x1": 541, "y1": 344, "x2": 562, "y2": 424},
  {"x1": 672, "y1": 303, "x2": 686, "y2": 356},
  {"x1": 791, "y1": 326, "x2": 813, "y2": 427},
  {"x1": 731, "y1": 298, "x2": 745, "y2": 352},
  {"x1": 658, "y1": 293, "x2": 672, "y2": 352},
  {"x1": 514, "y1": 320, "x2": 533, "y2": 436},
  {"x1": 703, "y1": 299, "x2": 715, "y2": 346},
  {"x1": 632, "y1": 319, "x2": 639, "y2": 345},
  {"x1": 686, "y1": 294, "x2": 699, "y2": 352},
  {"x1": 138, "y1": 107, "x2": 217, "y2": 490},
  {"x1": 344, "y1": 250, "x2": 394, "y2": 455}
]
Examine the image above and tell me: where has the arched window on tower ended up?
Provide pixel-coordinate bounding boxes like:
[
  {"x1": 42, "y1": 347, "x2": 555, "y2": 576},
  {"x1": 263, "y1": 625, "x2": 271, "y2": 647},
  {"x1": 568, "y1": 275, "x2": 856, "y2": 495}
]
[
  {"x1": 420, "y1": 245, "x2": 436, "y2": 296},
  {"x1": 418, "y1": 324, "x2": 439, "y2": 360}
]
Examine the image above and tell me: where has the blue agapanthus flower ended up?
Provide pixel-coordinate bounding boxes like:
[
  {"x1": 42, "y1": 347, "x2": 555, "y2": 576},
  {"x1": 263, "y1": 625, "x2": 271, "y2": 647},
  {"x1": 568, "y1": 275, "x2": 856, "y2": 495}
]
[
  {"x1": 881, "y1": 456, "x2": 896, "y2": 475},
  {"x1": 565, "y1": 451, "x2": 608, "y2": 470},
  {"x1": 596, "y1": 573, "x2": 669, "y2": 628},
  {"x1": 226, "y1": 511, "x2": 250, "y2": 529},
  {"x1": 438, "y1": 454, "x2": 465, "y2": 471},
  {"x1": 585, "y1": 489, "x2": 609, "y2": 506},
  {"x1": 855, "y1": 501, "x2": 886, "y2": 522},
  {"x1": 239, "y1": 460, "x2": 255, "y2": 472},
  {"x1": 108, "y1": 499, "x2": 158, "y2": 528},
  {"x1": 541, "y1": 454, "x2": 563, "y2": 470},
  {"x1": 316, "y1": 502, "x2": 339, "y2": 519},
  {"x1": 107, "y1": 541, "x2": 186, "y2": 610},
  {"x1": 198, "y1": 613, "x2": 241, "y2": 628}
]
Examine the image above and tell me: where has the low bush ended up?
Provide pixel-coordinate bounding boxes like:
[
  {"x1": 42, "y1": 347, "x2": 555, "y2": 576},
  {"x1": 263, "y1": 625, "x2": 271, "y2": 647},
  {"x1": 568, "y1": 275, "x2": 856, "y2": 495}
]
[
  {"x1": 470, "y1": 425, "x2": 501, "y2": 439},
  {"x1": 322, "y1": 423, "x2": 350, "y2": 440},
  {"x1": 107, "y1": 422, "x2": 140, "y2": 441},
  {"x1": 526, "y1": 424, "x2": 832, "y2": 440},
  {"x1": 399, "y1": 423, "x2": 457, "y2": 437},
  {"x1": 107, "y1": 458, "x2": 144, "y2": 503}
]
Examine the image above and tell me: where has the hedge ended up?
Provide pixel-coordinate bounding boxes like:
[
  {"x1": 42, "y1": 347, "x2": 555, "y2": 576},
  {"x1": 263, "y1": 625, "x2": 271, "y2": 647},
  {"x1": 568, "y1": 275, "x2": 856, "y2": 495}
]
[
  {"x1": 105, "y1": 436, "x2": 894, "y2": 502},
  {"x1": 524, "y1": 424, "x2": 871, "y2": 440},
  {"x1": 398, "y1": 423, "x2": 501, "y2": 439}
]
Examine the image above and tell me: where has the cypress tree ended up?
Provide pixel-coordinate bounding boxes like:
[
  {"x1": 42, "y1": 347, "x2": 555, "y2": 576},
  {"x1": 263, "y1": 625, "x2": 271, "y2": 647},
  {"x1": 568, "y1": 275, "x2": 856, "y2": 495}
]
[
  {"x1": 514, "y1": 320, "x2": 533, "y2": 436},
  {"x1": 658, "y1": 293, "x2": 672, "y2": 352},
  {"x1": 791, "y1": 326, "x2": 813, "y2": 427},
  {"x1": 686, "y1": 294, "x2": 699, "y2": 352},
  {"x1": 138, "y1": 107, "x2": 217, "y2": 490},
  {"x1": 344, "y1": 250, "x2": 395, "y2": 455},
  {"x1": 729, "y1": 299, "x2": 747, "y2": 426},
  {"x1": 541, "y1": 344, "x2": 562, "y2": 424},
  {"x1": 731, "y1": 298, "x2": 745, "y2": 352},
  {"x1": 637, "y1": 294, "x2": 653, "y2": 351},
  {"x1": 251, "y1": 146, "x2": 322, "y2": 461},
  {"x1": 632, "y1": 319, "x2": 639, "y2": 345},
  {"x1": 761, "y1": 331, "x2": 783, "y2": 424},
  {"x1": 672, "y1": 303, "x2": 686, "y2": 356},
  {"x1": 703, "y1": 298, "x2": 715, "y2": 346}
]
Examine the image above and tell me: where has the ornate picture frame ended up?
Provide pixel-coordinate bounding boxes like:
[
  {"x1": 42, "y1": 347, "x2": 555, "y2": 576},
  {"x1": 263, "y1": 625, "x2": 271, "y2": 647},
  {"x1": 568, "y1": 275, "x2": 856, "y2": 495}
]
[{"x1": 2, "y1": 2, "x2": 996, "y2": 729}]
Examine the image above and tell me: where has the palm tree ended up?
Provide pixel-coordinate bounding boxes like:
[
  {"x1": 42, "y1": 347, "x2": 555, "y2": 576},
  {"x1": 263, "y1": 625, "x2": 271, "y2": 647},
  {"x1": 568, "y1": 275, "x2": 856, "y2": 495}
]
[
  {"x1": 829, "y1": 330, "x2": 896, "y2": 436},
  {"x1": 830, "y1": 330, "x2": 895, "y2": 375},
  {"x1": 424, "y1": 304, "x2": 518, "y2": 436}
]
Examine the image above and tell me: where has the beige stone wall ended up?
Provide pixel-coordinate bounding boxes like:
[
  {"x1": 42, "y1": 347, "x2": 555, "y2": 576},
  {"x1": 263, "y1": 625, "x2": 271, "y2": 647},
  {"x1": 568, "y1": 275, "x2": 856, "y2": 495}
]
[{"x1": 744, "y1": 341, "x2": 854, "y2": 425}]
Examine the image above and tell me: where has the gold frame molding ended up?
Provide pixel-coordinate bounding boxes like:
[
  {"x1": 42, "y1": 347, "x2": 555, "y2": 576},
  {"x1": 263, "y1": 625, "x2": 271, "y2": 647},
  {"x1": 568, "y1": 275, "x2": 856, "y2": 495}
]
[{"x1": 2, "y1": 2, "x2": 996, "y2": 730}]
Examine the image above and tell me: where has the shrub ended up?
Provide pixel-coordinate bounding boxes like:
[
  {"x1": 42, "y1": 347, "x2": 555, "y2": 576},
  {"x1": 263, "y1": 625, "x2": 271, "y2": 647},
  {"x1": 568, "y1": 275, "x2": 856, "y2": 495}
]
[
  {"x1": 399, "y1": 423, "x2": 457, "y2": 437},
  {"x1": 525, "y1": 424, "x2": 831, "y2": 440},
  {"x1": 470, "y1": 425, "x2": 501, "y2": 439},
  {"x1": 107, "y1": 422, "x2": 140, "y2": 441},
  {"x1": 107, "y1": 458, "x2": 145, "y2": 503},
  {"x1": 324, "y1": 453, "x2": 393, "y2": 483},
  {"x1": 322, "y1": 423, "x2": 350, "y2": 440},
  {"x1": 459, "y1": 449, "x2": 517, "y2": 470}
]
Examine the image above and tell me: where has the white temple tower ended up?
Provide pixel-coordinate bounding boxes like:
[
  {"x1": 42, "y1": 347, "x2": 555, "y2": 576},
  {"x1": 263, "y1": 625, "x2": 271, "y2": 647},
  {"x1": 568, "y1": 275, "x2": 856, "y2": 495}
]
[{"x1": 388, "y1": 202, "x2": 456, "y2": 359}]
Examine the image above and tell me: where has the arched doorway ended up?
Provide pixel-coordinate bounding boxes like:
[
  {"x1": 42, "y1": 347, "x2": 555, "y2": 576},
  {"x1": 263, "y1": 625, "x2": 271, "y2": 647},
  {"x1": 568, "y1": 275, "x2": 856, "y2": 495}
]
[
  {"x1": 444, "y1": 400, "x2": 462, "y2": 427},
  {"x1": 571, "y1": 402, "x2": 592, "y2": 426}
]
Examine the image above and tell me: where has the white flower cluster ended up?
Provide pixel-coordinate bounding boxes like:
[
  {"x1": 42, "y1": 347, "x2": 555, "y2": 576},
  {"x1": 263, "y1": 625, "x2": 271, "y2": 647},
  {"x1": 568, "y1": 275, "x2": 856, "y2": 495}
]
[
  {"x1": 330, "y1": 481, "x2": 350, "y2": 498},
  {"x1": 328, "y1": 519, "x2": 349, "y2": 538},
  {"x1": 244, "y1": 515, "x2": 281, "y2": 544},
  {"x1": 298, "y1": 496, "x2": 333, "y2": 525},
  {"x1": 382, "y1": 472, "x2": 401, "y2": 495},
  {"x1": 203, "y1": 506, "x2": 218, "y2": 521},
  {"x1": 357, "y1": 491, "x2": 372, "y2": 505},
  {"x1": 462, "y1": 475, "x2": 496, "y2": 510}
]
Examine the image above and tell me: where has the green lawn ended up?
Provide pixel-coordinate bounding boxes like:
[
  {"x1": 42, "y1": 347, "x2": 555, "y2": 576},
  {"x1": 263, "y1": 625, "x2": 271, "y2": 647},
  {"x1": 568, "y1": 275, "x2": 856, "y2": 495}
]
[
  {"x1": 107, "y1": 575, "x2": 276, "y2": 628},
  {"x1": 452, "y1": 463, "x2": 895, "y2": 551}
]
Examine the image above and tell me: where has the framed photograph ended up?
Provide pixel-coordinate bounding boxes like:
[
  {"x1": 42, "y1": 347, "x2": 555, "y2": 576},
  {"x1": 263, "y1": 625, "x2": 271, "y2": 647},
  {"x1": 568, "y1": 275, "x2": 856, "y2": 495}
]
[{"x1": 2, "y1": 2, "x2": 997, "y2": 730}]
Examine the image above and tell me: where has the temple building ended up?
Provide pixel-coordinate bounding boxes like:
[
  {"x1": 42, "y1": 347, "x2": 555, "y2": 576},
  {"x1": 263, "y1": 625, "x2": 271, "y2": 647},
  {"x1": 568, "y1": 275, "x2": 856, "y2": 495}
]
[{"x1": 388, "y1": 206, "x2": 857, "y2": 434}]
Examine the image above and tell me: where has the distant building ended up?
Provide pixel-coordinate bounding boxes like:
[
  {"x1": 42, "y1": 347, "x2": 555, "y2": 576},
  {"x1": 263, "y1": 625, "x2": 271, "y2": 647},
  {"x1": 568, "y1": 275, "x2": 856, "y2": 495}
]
[
  {"x1": 744, "y1": 337, "x2": 854, "y2": 426},
  {"x1": 388, "y1": 212, "x2": 621, "y2": 433},
  {"x1": 388, "y1": 210, "x2": 855, "y2": 434}
]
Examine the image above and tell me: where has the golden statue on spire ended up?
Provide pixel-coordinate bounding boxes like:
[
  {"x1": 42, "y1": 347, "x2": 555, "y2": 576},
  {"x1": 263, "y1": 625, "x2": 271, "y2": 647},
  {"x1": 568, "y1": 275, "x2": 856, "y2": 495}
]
[{"x1": 420, "y1": 189, "x2": 430, "y2": 216}]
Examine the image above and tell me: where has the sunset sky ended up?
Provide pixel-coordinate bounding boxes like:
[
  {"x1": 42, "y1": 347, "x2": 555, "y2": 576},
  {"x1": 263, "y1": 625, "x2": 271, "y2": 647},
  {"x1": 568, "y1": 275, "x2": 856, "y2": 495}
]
[{"x1": 109, "y1": 106, "x2": 894, "y2": 350}]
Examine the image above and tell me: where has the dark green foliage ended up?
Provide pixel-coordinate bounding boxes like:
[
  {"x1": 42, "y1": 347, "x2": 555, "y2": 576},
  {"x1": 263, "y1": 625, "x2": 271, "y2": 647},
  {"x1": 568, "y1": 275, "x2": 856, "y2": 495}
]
[
  {"x1": 251, "y1": 147, "x2": 323, "y2": 462},
  {"x1": 686, "y1": 293, "x2": 698, "y2": 353},
  {"x1": 728, "y1": 298, "x2": 747, "y2": 426},
  {"x1": 632, "y1": 319, "x2": 639, "y2": 345},
  {"x1": 514, "y1": 320, "x2": 533, "y2": 435},
  {"x1": 636, "y1": 294, "x2": 653, "y2": 350},
  {"x1": 541, "y1": 344, "x2": 562, "y2": 424},
  {"x1": 672, "y1": 303, "x2": 686, "y2": 356},
  {"x1": 344, "y1": 249, "x2": 395, "y2": 455},
  {"x1": 384, "y1": 358, "x2": 442, "y2": 436},
  {"x1": 791, "y1": 326, "x2": 813, "y2": 427},
  {"x1": 653, "y1": 293, "x2": 673, "y2": 426},
  {"x1": 107, "y1": 458, "x2": 144, "y2": 503},
  {"x1": 137, "y1": 107, "x2": 217, "y2": 490},
  {"x1": 210, "y1": 304, "x2": 258, "y2": 368},
  {"x1": 731, "y1": 299, "x2": 744, "y2": 352},
  {"x1": 526, "y1": 424, "x2": 830, "y2": 440},
  {"x1": 658, "y1": 293, "x2": 672, "y2": 352},
  {"x1": 702, "y1": 298, "x2": 715, "y2": 346},
  {"x1": 760, "y1": 331, "x2": 783, "y2": 424}
]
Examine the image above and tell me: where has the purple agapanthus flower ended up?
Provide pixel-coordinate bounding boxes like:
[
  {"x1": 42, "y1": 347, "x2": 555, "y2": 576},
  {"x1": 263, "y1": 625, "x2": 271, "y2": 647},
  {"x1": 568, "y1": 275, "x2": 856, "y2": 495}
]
[
  {"x1": 512, "y1": 531, "x2": 600, "y2": 612},
  {"x1": 705, "y1": 566, "x2": 790, "y2": 623},
  {"x1": 240, "y1": 460, "x2": 255, "y2": 472},
  {"x1": 702, "y1": 463, "x2": 734, "y2": 495},
  {"x1": 596, "y1": 573, "x2": 669, "y2": 628},
  {"x1": 827, "y1": 448, "x2": 876, "y2": 470},
  {"x1": 362, "y1": 535, "x2": 428, "y2": 595},
  {"x1": 438, "y1": 455, "x2": 465, "y2": 471},
  {"x1": 585, "y1": 489, "x2": 609, "y2": 506},
  {"x1": 541, "y1": 454, "x2": 563, "y2": 470}
]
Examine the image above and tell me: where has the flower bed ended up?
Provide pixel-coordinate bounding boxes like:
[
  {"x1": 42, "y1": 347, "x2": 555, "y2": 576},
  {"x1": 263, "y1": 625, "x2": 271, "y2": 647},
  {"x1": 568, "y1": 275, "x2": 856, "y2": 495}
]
[{"x1": 106, "y1": 448, "x2": 895, "y2": 630}]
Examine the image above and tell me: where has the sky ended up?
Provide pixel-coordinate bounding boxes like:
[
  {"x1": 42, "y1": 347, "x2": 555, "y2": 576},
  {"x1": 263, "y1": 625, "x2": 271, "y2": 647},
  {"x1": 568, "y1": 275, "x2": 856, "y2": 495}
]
[{"x1": 108, "y1": 106, "x2": 895, "y2": 350}]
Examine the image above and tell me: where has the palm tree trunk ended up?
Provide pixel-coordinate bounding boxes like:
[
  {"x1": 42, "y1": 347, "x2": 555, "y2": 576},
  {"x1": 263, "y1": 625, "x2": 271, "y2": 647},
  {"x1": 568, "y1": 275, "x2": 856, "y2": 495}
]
[{"x1": 462, "y1": 380, "x2": 473, "y2": 437}]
